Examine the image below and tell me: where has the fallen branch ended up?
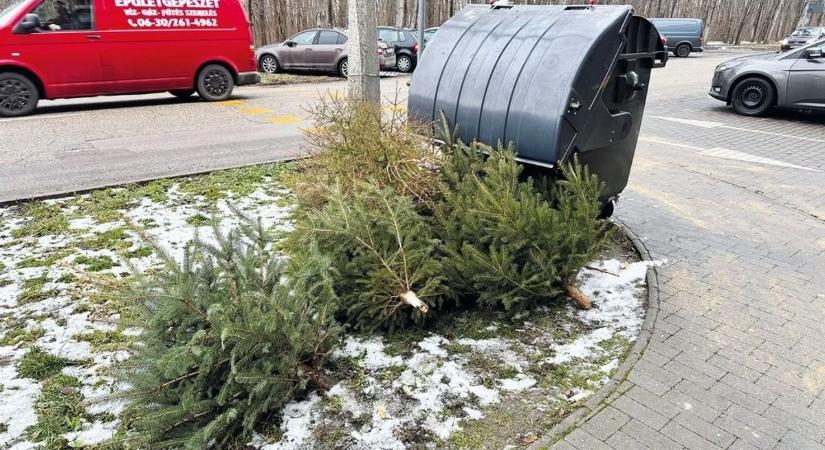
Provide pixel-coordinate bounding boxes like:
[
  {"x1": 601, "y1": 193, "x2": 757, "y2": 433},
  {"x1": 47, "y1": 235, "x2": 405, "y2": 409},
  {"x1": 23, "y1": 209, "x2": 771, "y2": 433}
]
[
  {"x1": 585, "y1": 265, "x2": 620, "y2": 277},
  {"x1": 565, "y1": 283, "x2": 592, "y2": 310},
  {"x1": 400, "y1": 290, "x2": 429, "y2": 314}
]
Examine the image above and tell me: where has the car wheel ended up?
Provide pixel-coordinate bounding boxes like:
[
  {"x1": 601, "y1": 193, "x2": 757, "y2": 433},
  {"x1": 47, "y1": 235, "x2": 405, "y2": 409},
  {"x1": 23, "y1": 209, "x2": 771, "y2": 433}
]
[
  {"x1": 598, "y1": 201, "x2": 615, "y2": 219},
  {"x1": 0, "y1": 72, "x2": 39, "y2": 118},
  {"x1": 338, "y1": 58, "x2": 349, "y2": 78},
  {"x1": 259, "y1": 54, "x2": 279, "y2": 74},
  {"x1": 196, "y1": 64, "x2": 235, "y2": 101},
  {"x1": 731, "y1": 77, "x2": 775, "y2": 117},
  {"x1": 675, "y1": 44, "x2": 691, "y2": 57},
  {"x1": 169, "y1": 89, "x2": 195, "y2": 99},
  {"x1": 396, "y1": 55, "x2": 414, "y2": 73}
]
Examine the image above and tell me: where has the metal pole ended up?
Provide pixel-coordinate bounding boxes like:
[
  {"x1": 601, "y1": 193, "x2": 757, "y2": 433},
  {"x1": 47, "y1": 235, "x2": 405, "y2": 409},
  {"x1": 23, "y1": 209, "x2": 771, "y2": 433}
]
[{"x1": 417, "y1": 0, "x2": 426, "y2": 52}]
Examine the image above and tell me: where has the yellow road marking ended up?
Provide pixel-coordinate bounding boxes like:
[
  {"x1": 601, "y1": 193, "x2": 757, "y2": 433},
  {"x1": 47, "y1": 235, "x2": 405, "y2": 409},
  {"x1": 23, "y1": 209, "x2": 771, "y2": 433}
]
[
  {"x1": 215, "y1": 99, "x2": 246, "y2": 107},
  {"x1": 238, "y1": 107, "x2": 271, "y2": 116},
  {"x1": 268, "y1": 115, "x2": 303, "y2": 125}
]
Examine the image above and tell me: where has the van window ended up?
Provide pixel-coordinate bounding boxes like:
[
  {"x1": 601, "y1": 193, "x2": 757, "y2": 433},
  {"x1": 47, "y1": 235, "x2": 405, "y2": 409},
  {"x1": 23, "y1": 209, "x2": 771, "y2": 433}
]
[
  {"x1": 317, "y1": 31, "x2": 340, "y2": 45},
  {"x1": 33, "y1": 0, "x2": 93, "y2": 31},
  {"x1": 0, "y1": 0, "x2": 28, "y2": 26}
]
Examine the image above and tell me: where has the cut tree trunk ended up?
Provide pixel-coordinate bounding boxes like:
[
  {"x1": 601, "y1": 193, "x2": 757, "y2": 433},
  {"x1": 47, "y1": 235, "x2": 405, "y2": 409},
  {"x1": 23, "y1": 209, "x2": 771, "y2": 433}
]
[{"x1": 565, "y1": 283, "x2": 592, "y2": 310}]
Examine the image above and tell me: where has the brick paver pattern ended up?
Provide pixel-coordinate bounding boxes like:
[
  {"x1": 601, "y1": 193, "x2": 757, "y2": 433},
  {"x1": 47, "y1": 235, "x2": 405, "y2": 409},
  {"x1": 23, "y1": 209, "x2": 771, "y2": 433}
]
[{"x1": 555, "y1": 55, "x2": 825, "y2": 450}]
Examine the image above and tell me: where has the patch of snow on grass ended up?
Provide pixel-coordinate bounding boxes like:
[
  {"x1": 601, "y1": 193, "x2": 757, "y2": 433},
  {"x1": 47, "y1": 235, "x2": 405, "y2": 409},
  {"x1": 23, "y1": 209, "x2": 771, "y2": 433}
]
[{"x1": 261, "y1": 393, "x2": 321, "y2": 450}]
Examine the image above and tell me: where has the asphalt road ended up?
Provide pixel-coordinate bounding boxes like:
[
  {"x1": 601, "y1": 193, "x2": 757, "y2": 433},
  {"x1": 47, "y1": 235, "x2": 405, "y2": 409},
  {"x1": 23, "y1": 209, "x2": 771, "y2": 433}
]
[
  {"x1": 0, "y1": 76, "x2": 411, "y2": 202},
  {"x1": 0, "y1": 49, "x2": 816, "y2": 203}
]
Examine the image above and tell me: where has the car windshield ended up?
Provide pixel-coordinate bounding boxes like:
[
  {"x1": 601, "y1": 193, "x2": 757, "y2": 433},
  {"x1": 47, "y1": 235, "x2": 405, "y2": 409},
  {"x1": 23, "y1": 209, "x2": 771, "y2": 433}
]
[
  {"x1": 0, "y1": 0, "x2": 28, "y2": 27},
  {"x1": 792, "y1": 27, "x2": 820, "y2": 37}
]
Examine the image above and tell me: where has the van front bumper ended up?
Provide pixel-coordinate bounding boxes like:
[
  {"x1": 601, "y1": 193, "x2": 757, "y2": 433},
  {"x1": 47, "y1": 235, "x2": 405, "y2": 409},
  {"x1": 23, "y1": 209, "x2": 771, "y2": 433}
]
[{"x1": 237, "y1": 71, "x2": 261, "y2": 86}]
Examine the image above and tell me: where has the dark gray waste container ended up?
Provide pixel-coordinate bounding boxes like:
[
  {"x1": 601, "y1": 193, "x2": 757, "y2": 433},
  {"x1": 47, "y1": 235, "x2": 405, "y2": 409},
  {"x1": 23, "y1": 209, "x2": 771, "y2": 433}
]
[{"x1": 408, "y1": 3, "x2": 667, "y2": 203}]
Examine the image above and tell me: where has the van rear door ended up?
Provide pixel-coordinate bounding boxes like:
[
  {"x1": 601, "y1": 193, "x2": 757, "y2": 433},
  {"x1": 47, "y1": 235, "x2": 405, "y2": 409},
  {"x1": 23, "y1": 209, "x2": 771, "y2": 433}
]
[{"x1": 6, "y1": 0, "x2": 108, "y2": 98}]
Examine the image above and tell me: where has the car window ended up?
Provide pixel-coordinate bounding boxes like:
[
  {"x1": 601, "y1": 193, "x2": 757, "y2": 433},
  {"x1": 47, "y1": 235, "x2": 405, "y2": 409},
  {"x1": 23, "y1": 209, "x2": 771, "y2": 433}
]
[
  {"x1": 32, "y1": 0, "x2": 93, "y2": 31},
  {"x1": 792, "y1": 27, "x2": 819, "y2": 37},
  {"x1": 379, "y1": 28, "x2": 399, "y2": 43},
  {"x1": 290, "y1": 31, "x2": 317, "y2": 45},
  {"x1": 337, "y1": 33, "x2": 348, "y2": 45},
  {"x1": 317, "y1": 31, "x2": 340, "y2": 45}
]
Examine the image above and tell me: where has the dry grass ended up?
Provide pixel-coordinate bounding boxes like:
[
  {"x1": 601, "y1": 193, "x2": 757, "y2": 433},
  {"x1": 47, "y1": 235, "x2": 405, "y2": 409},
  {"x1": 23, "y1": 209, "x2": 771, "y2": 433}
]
[{"x1": 295, "y1": 92, "x2": 441, "y2": 209}]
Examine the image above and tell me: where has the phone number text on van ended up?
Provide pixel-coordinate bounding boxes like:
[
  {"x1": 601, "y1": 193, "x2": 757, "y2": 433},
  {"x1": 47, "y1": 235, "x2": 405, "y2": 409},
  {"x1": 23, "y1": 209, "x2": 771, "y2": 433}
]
[{"x1": 114, "y1": 0, "x2": 221, "y2": 9}]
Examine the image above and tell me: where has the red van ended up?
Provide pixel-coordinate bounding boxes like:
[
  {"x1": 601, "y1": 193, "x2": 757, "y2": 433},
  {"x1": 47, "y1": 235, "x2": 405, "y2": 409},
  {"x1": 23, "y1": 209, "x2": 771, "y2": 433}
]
[{"x1": 0, "y1": 0, "x2": 259, "y2": 117}]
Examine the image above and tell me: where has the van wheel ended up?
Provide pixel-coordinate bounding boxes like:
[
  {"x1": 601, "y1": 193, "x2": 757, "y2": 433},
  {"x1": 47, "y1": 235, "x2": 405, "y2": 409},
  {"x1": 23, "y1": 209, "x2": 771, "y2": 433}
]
[
  {"x1": 731, "y1": 77, "x2": 775, "y2": 117},
  {"x1": 197, "y1": 64, "x2": 235, "y2": 101},
  {"x1": 169, "y1": 89, "x2": 195, "y2": 99},
  {"x1": 0, "y1": 72, "x2": 39, "y2": 118},
  {"x1": 675, "y1": 44, "x2": 691, "y2": 57},
  {"x1": 338, "y1": 58, "x2": 349, "y2": 78}
]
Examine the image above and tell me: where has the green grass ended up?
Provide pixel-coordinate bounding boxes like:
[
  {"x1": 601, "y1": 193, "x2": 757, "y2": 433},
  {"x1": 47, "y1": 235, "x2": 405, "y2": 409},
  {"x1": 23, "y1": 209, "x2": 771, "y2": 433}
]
[
  {"x1": 15, "y1": 249, "x2": 73, "y2": 269},
  {"x1": 17, "y1": 274, "x2": 59, "y2": 305},
  {"x1": 74, "y1": 255, "x2": 116, "y2": 272},
  {"x1": 0, "y1": 422, "x2": 7, "y2": 433},
  {"x1": 0, "y1": 324, "x2": 45, "y2": 346},
  {"x1": 12, "y1": 202, "x2": 69, "y2": 239},
  {"x1": 24, "y1": 373, "x2": 85, "y2": 450},
  {"x1": 17, "y1": 347, "x2": 69, "y2": 380},
  {"x1": 176, "y1": 163, "x2": 292, "y2": 202},
  {"x1": 75, "y1": 329, "x2": 129, "y2": 352},
  {"x1": 186, "y1": 213, "x2": 210, "y2": 227},
  {"x1": 77, "y1": 227, "x2": 132, "y2": 252},
  {"x1": 0, "y1": 277, "x2": 11, "y2": 288},
  {"x1": 125, "y1": 246, "x2": 153, "y2": 259}
]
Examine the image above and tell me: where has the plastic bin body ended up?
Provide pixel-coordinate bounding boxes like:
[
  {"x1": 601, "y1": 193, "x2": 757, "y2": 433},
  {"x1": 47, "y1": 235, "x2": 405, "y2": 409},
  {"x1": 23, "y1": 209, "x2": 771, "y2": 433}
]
[{"x1": 408, "y1": 4, "x2": 667, "y2": 201}]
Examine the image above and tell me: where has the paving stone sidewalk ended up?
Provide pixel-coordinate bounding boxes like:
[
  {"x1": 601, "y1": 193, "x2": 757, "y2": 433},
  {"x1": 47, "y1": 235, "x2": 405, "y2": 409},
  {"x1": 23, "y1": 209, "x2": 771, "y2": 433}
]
[{"x1": 555, "y1": 96, "x2": 825, "y2": 449}]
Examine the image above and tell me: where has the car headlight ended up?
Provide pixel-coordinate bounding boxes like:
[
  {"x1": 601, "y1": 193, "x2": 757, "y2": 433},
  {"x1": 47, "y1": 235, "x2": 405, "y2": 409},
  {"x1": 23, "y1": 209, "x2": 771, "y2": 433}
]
[
  {"x1": 716, "y1": 61, "x2": 742, "y2": 72},
  {"x1": 781, "y1": 38, "x2": 789, "y2": 45}
]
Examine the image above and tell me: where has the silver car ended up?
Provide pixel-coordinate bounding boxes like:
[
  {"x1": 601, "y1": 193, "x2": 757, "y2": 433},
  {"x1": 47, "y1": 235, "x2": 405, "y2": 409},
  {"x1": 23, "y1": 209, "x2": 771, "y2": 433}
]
[
  {"x1": 255, "y1": 28, "x2": 396, "y2": 77},
  {"x1": 710, "y1": 39, "x2": 825, "y2": 116}
]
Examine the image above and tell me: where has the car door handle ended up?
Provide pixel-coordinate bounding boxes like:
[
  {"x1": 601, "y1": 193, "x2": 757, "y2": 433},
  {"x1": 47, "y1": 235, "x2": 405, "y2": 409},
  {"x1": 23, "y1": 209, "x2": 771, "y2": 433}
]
[
  {"x1": 304, "y1": 48, "x2": 312, "y2": 51},
  {"x1": 86, "y1": 34, "x2": 101, "y2": 40}
]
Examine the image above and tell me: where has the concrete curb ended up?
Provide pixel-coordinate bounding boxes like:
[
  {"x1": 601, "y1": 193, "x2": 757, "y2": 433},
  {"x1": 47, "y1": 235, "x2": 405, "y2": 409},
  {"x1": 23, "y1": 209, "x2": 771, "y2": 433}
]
[{"x1": 529, "y1": 220, "x2": 661, "y2": 449}]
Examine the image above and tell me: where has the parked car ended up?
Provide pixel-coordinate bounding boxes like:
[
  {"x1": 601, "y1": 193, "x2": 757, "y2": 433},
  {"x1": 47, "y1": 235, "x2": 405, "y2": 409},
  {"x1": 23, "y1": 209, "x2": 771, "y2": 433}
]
[
  {"x1": 650, "y1": 18, "x2": 705, "y2": 57},
  {"x1": 378, "y1": 26, "x2": 418, "y2": 72},
  {"x1": 780, "y1": 26, "x2": 825, "y2": 51},
  {"x1": 256, "y1": 28, "x2": 396, "y2": 77},
  {"x1": 0, "y1": 0, "x2": 259, "y2": 117},
  {"x1": 709, "y1": 39, "x2": 825, "y2": 116}
]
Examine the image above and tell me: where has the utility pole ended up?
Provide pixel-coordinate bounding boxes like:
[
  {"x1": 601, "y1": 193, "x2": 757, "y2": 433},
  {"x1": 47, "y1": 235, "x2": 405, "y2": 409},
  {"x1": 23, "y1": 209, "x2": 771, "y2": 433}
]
[
  {"x1": 417, "y1": 0, "x2": 426, "y2": 53},
  {"x1": 348, "y1": 0, "x2": 380, "y2": 103}
]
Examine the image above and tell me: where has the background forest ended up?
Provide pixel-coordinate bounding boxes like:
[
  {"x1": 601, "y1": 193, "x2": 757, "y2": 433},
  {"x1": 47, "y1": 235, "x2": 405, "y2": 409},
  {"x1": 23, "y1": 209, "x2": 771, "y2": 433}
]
[{"x1": 244, "y1": 0, "x2": 823, "y2": 46}]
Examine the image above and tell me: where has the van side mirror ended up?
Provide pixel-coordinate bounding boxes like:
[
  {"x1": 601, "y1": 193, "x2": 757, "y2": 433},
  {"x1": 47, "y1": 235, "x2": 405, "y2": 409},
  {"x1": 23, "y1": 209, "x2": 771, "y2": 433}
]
[
  {"x1": 804, "y1": 47, "x2": 823, "y2": 58},
  {"x1": 13, "y1": 14, "x2": 43, "y2": 34},
  {"x1": 284, "y1": 40, "x2": 296, "y2": 47}
]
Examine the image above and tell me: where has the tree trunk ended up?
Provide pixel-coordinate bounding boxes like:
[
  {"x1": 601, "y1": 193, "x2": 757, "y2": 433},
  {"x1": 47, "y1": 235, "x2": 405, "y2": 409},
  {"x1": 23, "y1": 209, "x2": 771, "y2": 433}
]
[{"x1": 348, "y1": 0, "x2": 380, "y2": 103}]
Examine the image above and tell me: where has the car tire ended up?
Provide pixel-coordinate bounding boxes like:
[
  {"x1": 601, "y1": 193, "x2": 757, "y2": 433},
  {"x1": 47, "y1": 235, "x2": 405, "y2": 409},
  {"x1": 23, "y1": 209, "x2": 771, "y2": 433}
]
[
  {"x1": 675, "y1": 44, "x2": 691, "y2": 57},
  {"x1": 0, "y1": 72, "x2": 39, "y2": 118},
  {"x1": 169, "y1": 89, "x2": 195, "y2": 99},
  {"x1": 338, "y1": 58, "x2": 349, "y2": 78},
  {"x1": 598, "y1": 201, "x2": 615, "y2": 219},
  {"x1": 259, "y1": 54, "x2": 279, "y2": 74},
  {"x1": 196, "y1": 64, "x2": 235, "y2": 102},
  {"x1": 396, "y1": 55, "x2": 414, "y2": 73},
  {"x1": 731, "y1": 77, "x2": 775, "y2": 117}
]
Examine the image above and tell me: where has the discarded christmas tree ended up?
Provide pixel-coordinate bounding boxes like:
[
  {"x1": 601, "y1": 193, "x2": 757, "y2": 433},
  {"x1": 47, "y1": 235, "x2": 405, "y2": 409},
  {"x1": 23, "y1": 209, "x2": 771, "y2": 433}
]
[
  {"x1": 434, "y1": 137, "x2": 612, "y2": 311},
  {"x1": 290, "y1": 182, "x2": 447, "y2": 331},
  {"x1": 114, "y1": 215, "x2": 339, "y2": 450}
]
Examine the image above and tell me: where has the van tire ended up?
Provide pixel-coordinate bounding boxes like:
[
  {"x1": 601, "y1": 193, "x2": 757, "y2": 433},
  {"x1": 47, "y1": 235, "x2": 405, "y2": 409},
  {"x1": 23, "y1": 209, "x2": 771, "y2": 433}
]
[
  {"x1": 169, "y1": 89, "x2": 195, "y2": 99},
  {"x1": 0, "y1": 72, "x2": 39, "y2": 118},
  {"x1": 196, "y1": 64, "x2": 235, "y2": 101},
  {"x1": 675, "y1": 44, "x2": 691, "y2": 57}
]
